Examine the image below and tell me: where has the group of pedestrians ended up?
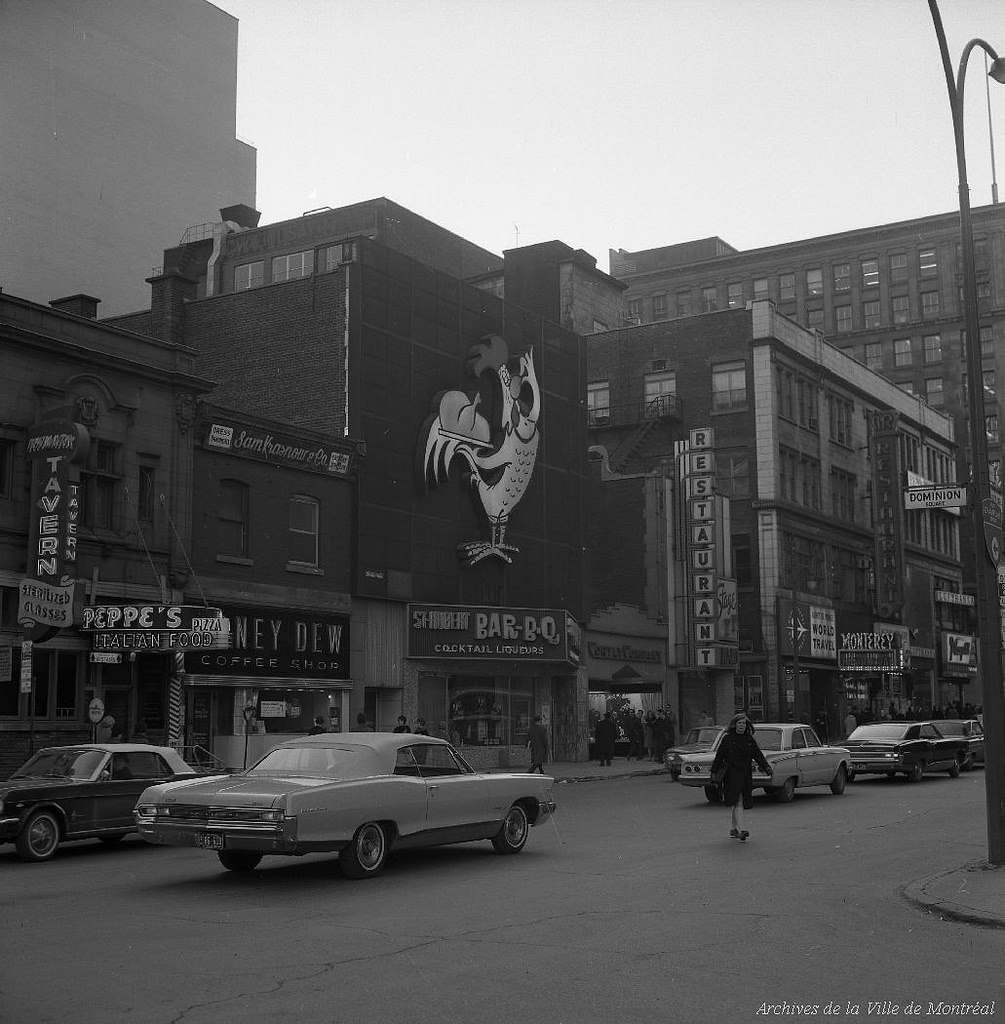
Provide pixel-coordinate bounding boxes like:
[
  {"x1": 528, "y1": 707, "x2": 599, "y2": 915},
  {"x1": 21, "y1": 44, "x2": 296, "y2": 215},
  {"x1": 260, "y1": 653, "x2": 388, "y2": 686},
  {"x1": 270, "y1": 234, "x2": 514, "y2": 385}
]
[{"x1": 593, "y1": 706, "x2": 678, "y2": 767}]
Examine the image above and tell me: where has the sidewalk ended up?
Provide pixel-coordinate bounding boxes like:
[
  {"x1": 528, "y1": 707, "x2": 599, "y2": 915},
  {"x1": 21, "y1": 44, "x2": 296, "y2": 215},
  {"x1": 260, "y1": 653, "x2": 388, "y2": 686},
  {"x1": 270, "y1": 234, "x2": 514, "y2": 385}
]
[{"x1": 527, "y1": 757, "x2": 1005, "y2": 931}]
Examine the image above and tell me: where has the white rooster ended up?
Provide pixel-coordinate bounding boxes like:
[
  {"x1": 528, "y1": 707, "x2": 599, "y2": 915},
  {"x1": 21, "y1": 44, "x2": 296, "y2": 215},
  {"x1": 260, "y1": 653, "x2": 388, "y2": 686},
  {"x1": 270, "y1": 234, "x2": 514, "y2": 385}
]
[{"x1": 420, "y1": 334, "x2": 541, "y2": 565}]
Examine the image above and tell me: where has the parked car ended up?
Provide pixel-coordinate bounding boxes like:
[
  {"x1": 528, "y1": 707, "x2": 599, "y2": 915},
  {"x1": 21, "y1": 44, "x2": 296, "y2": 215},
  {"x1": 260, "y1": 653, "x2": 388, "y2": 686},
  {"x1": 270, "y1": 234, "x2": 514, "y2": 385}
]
[
  {"x1": 0, "y1": 744, "x2": 209, "y2": 862},
  {"x1": 664, "y1": 726, "x2": 724, "y2": 779},
  {"x1": 135, "y1": 732, "x2": 557, "y2": 877},
  {"x1": 676, "y1": 723, "x2": 851, "y2": 803},
  {"x1": 843, "y1": 721, "x2": 967, "y2": 782},
  {"x1": 923, "y1": 719, "x2": 984, "y2": 771}
]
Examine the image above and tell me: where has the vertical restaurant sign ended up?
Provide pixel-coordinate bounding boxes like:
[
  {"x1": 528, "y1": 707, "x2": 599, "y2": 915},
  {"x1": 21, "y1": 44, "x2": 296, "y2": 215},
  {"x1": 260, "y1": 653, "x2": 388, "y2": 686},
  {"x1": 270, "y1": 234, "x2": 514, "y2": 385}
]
[
  {"x1": 18, "y1": 419, "x2": 89, "y2": 640},
  {"x1": 868, "y1": 410, "x2": 905, "y2": 621}
]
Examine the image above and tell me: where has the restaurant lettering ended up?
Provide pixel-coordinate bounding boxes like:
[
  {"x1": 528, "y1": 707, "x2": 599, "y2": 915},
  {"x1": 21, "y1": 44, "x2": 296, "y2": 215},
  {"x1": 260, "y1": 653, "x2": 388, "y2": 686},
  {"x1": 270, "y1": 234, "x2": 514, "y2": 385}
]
[
  {"x1": 586, "y1": 641, "x2": 663, "y2": 664},
  {"x1": 840, "y1": 632, "x2": 899, "y2": 651}
]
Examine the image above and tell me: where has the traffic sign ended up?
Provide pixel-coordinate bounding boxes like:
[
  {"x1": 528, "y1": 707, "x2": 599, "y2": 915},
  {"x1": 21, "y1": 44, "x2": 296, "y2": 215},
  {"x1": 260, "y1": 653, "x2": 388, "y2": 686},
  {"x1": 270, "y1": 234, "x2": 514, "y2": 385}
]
[{"x1": 903, "y1": 486, "x2": 967, "y2": 510}]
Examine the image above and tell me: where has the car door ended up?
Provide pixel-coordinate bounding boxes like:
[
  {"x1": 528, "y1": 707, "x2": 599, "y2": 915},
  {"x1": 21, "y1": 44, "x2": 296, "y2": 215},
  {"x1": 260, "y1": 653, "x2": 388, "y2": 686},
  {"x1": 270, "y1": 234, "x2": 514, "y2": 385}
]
[
  {"x1": 796, "y1": 728, "x2": 828, "y2": 784},
  {"x1": 919, "y1": 723, "x2": 954, "y2": 769},
  {"x1": 417, "y1": 744, "x2": 497, "y2": 838}
]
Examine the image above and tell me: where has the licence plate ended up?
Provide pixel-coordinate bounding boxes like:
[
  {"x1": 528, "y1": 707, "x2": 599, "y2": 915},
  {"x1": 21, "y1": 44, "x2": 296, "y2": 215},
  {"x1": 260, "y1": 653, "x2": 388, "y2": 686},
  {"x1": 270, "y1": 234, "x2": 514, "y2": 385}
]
[{"x1": 196, "y1": 833, "x2": 224, "y2": 850}]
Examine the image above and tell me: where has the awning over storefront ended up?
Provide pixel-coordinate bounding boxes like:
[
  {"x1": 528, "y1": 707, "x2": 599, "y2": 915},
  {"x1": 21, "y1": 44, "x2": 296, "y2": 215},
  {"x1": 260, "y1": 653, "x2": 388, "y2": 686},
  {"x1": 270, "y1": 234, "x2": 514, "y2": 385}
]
[{"x1": 184, "y1": 675, "x2": 353, "y2": 690}]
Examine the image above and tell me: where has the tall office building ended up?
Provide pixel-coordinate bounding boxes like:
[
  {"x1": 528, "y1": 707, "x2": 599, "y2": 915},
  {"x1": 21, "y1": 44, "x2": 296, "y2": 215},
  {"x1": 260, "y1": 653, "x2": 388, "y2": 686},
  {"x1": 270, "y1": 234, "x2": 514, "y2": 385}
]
[
  {"x1": 610, "y1": 205, "x2": 1005, "y2": 492},
  {"x1": 0, "y1": 0, "x2": 256, "y2": 316}
]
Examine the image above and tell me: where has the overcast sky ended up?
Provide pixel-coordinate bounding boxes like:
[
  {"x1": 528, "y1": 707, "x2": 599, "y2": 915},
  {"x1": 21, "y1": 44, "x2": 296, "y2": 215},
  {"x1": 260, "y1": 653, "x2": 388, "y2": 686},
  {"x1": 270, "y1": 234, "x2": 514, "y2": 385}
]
[{"x1": 212, "y1": 0, "x2": 1005, "y2": 271}]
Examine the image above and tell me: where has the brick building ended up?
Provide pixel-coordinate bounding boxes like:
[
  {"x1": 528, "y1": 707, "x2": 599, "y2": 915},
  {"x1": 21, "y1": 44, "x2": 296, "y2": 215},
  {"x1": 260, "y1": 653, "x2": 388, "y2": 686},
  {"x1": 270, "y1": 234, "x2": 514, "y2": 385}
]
[
  {"x1": 586, "y1": 301, "x2": 970, "y2": 735},
  {"x1": 0, "y1": 291, "x2": 214, "y2": 774},
  {"x1": 110, "y1": 200, "x2": 598, "y2": 766}
]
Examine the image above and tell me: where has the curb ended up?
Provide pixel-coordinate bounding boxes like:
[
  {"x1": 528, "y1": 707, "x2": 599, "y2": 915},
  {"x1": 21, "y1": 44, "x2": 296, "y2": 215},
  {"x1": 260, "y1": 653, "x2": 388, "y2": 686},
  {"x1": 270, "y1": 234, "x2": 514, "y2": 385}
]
[{"x1": 901, "y1": 860, "x2": 1005, "y2": 930}]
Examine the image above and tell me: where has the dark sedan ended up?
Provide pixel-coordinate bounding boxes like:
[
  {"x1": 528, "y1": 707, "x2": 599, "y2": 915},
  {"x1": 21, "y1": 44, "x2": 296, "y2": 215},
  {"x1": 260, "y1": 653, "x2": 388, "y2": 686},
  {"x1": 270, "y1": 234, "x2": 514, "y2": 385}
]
[
  {"x1": 844, "y1": 721, "x2": 967, "y2": 782},
  {"x1": 0, "y1": 744, "x2": 209, "y2": 862},
  {"x1": 929, "y1": 719, "x2": 985, "y2": 770}
]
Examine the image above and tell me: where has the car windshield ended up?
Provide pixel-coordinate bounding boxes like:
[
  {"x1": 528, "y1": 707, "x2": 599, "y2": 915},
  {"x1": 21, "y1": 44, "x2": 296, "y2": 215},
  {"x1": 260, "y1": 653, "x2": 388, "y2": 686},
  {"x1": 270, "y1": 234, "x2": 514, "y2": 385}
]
[
  {"x1": 683, "y1": 728, "x2": 722, "y2": 745},
  {"x1": 12, "y1": 748, "x2": 106, "y2": 780},
  {"x1": 848, "y1": 724, "x2": 910, "y2": 741},
  {"x1": 247, "y1": 745, "x2": 373, "y2": 779}
]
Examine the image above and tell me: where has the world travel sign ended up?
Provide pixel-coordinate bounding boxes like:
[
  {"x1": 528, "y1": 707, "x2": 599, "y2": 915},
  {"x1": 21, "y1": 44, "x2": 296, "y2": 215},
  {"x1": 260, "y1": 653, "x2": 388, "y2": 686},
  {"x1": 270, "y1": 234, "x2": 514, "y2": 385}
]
[{"x1": 18, "y1": 418, "x2": 89, "y2": 642}]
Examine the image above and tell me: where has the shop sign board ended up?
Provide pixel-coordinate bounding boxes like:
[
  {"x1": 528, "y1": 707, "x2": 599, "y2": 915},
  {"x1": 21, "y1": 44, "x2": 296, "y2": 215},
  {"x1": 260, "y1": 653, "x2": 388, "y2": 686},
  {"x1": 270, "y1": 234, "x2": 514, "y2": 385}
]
[
  {"x1": 838, "y1": 630, "x2": 904, "y2": 673},
  {"x1": 809, "y1": 606, "x2": 837, "y2": 660},
  {"x1": 19, "y1": 418, "x2": 89, "y2": 640},
  {"x1": 185, "y1": 605, "x2": 350, "y2": 679},
  {"x1": 203, "y1": 419, "x2": 353, "y2": 476},
  {"x1": 83, "y1": 605, "x2": 231, "y2": 652},
  {"x1": 903, "y1": 485, "x2": 966, "y2": 510},
  {"x1": 942, "y1": 631, "x2": 978, "y2": 675},
  {"x1": 408, "y1": 604, "x2": 577, "y2": 663},
  {"x1": 20, "y1": 640, "x2": 33, "y2": 694}
]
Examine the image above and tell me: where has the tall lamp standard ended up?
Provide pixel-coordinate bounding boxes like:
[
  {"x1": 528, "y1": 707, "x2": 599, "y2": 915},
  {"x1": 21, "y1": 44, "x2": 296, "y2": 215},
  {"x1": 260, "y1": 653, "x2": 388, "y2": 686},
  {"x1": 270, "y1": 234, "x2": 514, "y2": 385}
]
[{"x1": 929, "y1": 0, "x2": 1005, "y2": 865}]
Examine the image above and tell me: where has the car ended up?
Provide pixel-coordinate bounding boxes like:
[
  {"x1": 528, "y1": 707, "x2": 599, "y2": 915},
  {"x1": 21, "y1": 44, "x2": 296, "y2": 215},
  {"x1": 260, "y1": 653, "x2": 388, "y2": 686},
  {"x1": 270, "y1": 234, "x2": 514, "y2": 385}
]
[
  {"x1": 664, "y1": 726, "x2": 724, "y2": 779},
  {"x1": 134, "y1": 732, "x2": 557, "y2": 877},
  {"x1": 843, "y1": 721, "x2": 968, "y2": 782},
  {"x1": 0, "y1": 743, "x2": 210, "y2": 862},
  {"x1": 928, "y1": 719, "x2": 985, "y2": 770},
  {"x1": 676, "y1": 722, "x2": 851, "y2": 804}
]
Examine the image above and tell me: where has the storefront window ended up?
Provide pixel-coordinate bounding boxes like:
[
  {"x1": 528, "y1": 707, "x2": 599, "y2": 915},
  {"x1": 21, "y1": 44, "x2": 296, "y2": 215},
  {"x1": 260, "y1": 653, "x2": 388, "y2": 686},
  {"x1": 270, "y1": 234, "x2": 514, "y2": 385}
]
[
  {"x1": 256, "y1": 690, "x2": 312, "y2": 733},
  {"x1": 446, "y1": 676, "x2": 533, "y2": 747}
]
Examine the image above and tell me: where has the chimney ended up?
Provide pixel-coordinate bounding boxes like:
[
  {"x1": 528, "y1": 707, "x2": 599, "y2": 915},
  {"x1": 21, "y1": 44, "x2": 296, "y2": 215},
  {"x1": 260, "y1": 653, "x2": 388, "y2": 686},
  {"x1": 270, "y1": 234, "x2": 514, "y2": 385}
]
[
  {"x1": 49, "y1": 294, "x2": 100, "y2": 319},
  {"x1": 145, "y1": 269, "x2": 197, "y2": 345},
  {"x1": 219, "y1": 203, "x2": 261, "y2": 229}
]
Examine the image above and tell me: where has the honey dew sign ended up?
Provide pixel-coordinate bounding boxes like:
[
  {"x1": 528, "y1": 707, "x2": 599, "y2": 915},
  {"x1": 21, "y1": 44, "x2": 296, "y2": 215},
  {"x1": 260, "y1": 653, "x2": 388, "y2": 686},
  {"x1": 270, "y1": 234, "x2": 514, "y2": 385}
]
[
  {"x1": 18, "y1": 418, "x2": 89, "y2": 642},
  {"x1": 82, "y1": 605, "x2": 230, "y2": 652}
]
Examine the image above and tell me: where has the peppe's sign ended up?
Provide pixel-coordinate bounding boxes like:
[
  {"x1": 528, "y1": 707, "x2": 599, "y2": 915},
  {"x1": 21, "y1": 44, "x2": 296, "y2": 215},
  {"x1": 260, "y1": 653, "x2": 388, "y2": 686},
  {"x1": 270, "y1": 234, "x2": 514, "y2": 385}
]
[
  {"x1": 82, "y1": 605, "x2": 231, "y2": 652},
  {"x1": 18, "y1": 419, "x2": 89, "y2": 641}
]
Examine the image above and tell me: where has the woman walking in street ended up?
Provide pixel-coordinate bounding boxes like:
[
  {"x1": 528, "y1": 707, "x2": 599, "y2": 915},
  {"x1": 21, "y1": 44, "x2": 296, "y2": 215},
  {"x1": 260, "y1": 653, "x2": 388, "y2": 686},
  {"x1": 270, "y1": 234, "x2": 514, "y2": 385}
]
[{"x1": 710, "y1": 712, "x2": 771, "y2": 842}]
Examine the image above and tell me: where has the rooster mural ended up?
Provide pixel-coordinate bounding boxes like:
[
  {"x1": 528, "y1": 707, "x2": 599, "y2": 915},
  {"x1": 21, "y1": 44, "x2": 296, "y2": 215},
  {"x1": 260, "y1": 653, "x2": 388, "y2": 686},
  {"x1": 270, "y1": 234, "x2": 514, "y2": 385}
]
[{"x1": 418, "y1": 334, "x2": 541, "y2": 565}]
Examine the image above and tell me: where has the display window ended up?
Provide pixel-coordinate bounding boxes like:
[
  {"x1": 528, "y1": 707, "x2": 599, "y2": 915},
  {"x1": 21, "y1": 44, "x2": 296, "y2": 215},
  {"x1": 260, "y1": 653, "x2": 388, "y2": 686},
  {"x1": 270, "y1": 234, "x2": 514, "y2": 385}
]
[{"x1": 419, "y1": 675, "x2": 533, "y2": 747}]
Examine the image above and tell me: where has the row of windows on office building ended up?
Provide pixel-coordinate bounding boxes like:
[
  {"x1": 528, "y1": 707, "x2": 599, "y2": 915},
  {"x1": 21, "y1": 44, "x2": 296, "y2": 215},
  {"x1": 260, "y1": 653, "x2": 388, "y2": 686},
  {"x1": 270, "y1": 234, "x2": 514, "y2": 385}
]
[
  {"x1": 627, "y1": 242, "x2": 995, "y2": 328},
  {"x1": 233, "y1": 242, "x2": 355, "y2": 292},
  {"x1": 586, "y1": 360, "x2": 747, "y2": 426}
]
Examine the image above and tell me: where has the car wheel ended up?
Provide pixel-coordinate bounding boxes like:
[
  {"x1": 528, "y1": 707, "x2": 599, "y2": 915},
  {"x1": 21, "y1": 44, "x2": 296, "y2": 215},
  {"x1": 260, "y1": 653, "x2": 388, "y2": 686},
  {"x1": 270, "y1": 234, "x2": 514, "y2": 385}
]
[
  {"x1": 339, "y1": 821, "x2": 388, "y2": 879},
  {"x1": 772, "y1": 777, "x2": 796, "y2": 803},
  {"x1": 830, "y1": 765, "x2": 848, "y2": 795},
  {"x1": 217, "y1": 850, "x2": 263, "y2": 872},
  {"x1": 15, "y1": 809, "x2": 61, "y2": 862},
  {"x1": 907, "y1": 762, "x2": 924, "y2": 783},
  {"x1": 98, "y1": 833, "x2": 127, "y2": 845},
  {"x1": 961, "y1": 753, "x2": 975, "y2": 771},
  {"x1": 703, "y1": 785, "x2": 722, "y2": 804},
  {"x1": 846, "y1": 769, "x2": 857, "y2": 783},
  {"x1": 948, "y1": 757, "x2": 961, "y2": 779},
  {"x1": 492, "y1": 803, "x2": 529, "y2": 854}
]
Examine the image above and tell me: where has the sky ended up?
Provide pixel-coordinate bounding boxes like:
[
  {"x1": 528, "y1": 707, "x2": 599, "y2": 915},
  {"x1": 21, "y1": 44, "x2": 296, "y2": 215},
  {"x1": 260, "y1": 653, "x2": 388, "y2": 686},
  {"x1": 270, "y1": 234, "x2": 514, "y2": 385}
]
[{"x1": 211, "y1": 0, "x2": 1005, "y2": 272}]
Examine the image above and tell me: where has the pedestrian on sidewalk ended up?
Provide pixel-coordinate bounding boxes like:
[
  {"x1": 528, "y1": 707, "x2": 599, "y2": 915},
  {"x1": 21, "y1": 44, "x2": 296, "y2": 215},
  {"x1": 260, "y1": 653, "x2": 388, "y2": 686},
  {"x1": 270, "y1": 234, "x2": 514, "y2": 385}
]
[
  {"x1": 710, "y1": 712, "x2": 771, "y2": 842},
  {"x1": 643, "y1": 711, "x2": 656, "y2": 761},
  {"x1": 653, "y1": 709, "x2": 672, "y2": 766},
  {"x1": 527, "y1": 714, "x2": 549, "y2": 773},
  {"x1": 595, "y1": 711, "x2": 616, "y2": 767},
  {"x1": 626, "y1": 709, "x2": 645, "y2": 761}
]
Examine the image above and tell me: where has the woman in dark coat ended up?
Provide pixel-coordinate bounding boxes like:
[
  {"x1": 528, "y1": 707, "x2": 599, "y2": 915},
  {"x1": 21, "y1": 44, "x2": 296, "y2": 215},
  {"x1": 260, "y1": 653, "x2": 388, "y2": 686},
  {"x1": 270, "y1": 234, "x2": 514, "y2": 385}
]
[
  {"x1": 710, "y1": 712, "x2": 771, "y2": 841},
  {"x1": 595, "y1": 711, "x2": 617, "y2": 767}
]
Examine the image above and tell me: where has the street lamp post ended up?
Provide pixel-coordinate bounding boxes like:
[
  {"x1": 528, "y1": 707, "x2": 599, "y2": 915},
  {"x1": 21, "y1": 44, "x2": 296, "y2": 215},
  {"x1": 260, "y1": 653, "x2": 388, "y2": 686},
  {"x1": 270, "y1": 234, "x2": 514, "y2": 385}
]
[{"x1": 929, "y1": 0, "x2": 1005, "y2": 865}]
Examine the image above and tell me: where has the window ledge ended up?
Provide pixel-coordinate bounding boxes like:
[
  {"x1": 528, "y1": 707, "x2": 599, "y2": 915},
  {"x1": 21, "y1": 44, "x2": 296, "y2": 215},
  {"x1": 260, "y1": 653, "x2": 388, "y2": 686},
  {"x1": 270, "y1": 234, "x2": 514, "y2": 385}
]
[
  {"x1": 286, "y1": 562, "x2": 324, "y2": 576},
  {"x1": 216, "y1": 555, "x2": 254, "y2": 566}
]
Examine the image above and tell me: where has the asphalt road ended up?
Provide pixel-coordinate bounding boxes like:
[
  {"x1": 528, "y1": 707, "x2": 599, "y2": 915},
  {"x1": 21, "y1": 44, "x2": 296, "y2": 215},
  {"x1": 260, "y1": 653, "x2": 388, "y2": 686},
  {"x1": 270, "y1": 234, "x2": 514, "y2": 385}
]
[{"x1": 0, "y1": 770, "x2": 1000, "y2": 1024}]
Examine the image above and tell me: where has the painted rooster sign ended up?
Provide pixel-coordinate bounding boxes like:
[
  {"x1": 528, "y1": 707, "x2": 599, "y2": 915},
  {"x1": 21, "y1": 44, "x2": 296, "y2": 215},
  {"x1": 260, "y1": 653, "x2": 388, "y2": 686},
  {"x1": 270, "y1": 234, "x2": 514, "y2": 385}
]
[{"x1": 418, "y1": 334, "x2": 541, "y2": 565}]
